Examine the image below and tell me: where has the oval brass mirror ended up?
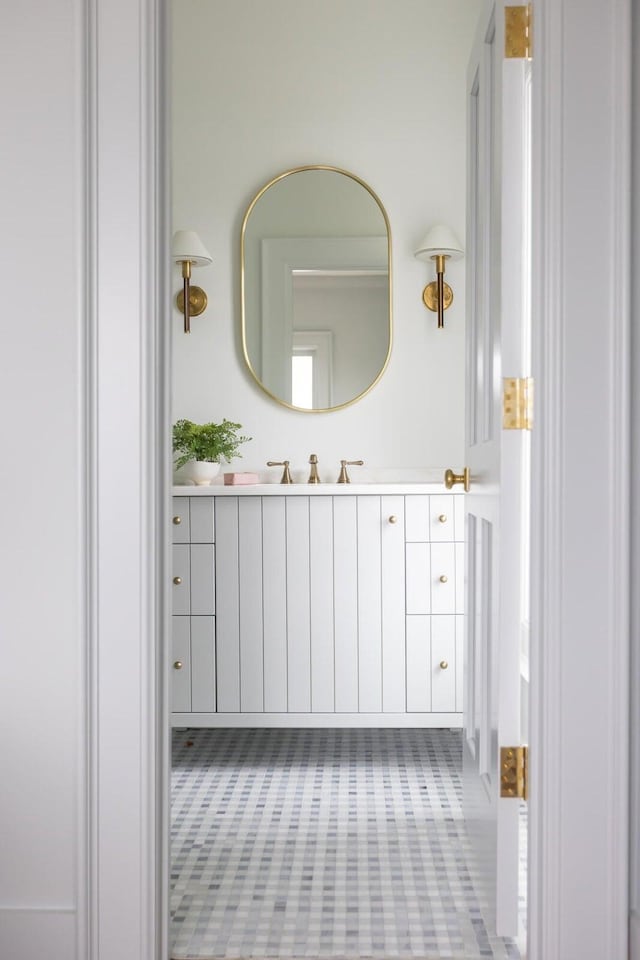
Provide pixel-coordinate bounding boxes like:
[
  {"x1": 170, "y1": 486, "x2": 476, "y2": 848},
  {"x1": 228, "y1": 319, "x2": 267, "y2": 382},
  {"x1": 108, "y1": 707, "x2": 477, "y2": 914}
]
[{"x1": 241, "y1": 165, "x2": 392, "y2": 412}]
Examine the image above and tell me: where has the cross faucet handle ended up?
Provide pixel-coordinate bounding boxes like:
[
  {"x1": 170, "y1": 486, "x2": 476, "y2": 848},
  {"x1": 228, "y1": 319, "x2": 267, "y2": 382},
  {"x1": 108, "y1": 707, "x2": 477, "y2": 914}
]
[{"x1": 337, "y1": 459, "x2": 364, "y2": 484}]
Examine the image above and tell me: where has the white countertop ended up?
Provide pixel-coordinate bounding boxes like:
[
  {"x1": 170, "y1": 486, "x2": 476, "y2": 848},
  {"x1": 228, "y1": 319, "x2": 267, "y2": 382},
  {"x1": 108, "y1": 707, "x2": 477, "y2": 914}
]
[{"x1": 172, "y1": 482, "x2": 455, "y2": 496}]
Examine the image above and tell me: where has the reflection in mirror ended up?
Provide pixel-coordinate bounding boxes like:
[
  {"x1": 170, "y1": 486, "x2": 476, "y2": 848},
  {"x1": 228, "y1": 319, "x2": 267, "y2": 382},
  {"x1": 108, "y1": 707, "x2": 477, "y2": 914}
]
[{"x1": 241, "y1": 166, "x2": 392, "y2": 412}]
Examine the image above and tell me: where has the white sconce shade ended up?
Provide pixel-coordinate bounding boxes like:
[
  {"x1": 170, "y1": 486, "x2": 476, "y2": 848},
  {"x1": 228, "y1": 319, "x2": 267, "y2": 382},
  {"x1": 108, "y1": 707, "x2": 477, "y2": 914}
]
[
  {"x1": 414, "y1": 224, "x2": 464, "y2": 329},
  {"x1": 172, "y1": 229, "x2": 212, "y2": 266},
  {"x1": 414, "y1": 224, "x2": 464, "y2": 261},
  {"x1": 172, "y1": 230, "x2": 212, "y2": 334}
]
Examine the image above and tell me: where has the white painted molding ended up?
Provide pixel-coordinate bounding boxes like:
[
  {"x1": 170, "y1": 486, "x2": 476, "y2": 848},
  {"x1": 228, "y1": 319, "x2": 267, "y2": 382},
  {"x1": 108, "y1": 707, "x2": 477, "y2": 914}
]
[
  {"x1": 632, "y1": 911, "x2": 640, "y2": 960},
  {"x1": 87, "y1": 0, "x2": 168, "y2": 958},
  {"x1": 630, "y1": 0, "x2": 640, "y2": 953},
  {"x1": 529, "y1": 0, "x2": 631, "y2": 958}
]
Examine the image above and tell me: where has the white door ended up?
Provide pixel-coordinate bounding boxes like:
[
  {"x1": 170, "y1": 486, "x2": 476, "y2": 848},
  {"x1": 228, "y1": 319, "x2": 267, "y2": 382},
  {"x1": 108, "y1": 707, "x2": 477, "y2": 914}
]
[{"x1": 461, "y1": 0, "x2": 531, "y2": 939}]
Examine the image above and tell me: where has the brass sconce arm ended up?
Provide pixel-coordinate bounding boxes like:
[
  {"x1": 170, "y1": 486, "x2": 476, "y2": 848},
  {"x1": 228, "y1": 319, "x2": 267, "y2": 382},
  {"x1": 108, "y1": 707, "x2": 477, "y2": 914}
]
[
  {"x1": 172, "y1": 230, "x2": 212, "y2": 334},
  {"x1": 181, "y1": 259, "x2": 192, "y2": 334},
  {"x1": 414, "y1": 225, "x2": 464, "y2": 330}
]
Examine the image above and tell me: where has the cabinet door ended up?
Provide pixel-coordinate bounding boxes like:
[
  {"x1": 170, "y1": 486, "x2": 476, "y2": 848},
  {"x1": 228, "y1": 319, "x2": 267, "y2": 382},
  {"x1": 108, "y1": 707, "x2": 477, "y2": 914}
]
[
  {"x1": 172, "y1": 544, "x2": 190, "y2": 616},
  {"x1": 191, "y1": 616, "x2": 216, "y2": 712},
  {"x1": 171, "y1": 616, "x2": 191, "y2": 712}
]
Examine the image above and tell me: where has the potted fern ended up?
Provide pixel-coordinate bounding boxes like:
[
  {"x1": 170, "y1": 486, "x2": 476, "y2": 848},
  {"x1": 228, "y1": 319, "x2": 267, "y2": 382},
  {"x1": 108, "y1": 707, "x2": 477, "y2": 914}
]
[{"x1": 173, "y1": 418, "x2": 251, "y2": 485}]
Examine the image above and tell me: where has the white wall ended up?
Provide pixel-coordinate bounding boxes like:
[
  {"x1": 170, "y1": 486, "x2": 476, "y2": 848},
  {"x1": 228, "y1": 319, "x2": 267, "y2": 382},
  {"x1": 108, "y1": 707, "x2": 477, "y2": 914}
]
[
  {"x1": 0, "y1": 3, "x2": 83, "y2": 955},
  {"x1": 171, "y1": 0, "x2": 479, "y2": 479}
]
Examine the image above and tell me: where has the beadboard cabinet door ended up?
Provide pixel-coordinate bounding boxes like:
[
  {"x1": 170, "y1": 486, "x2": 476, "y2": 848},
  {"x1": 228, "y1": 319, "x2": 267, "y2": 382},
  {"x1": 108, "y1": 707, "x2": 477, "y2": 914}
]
[{"x1": 213, "y1": 494, "x2": 407, "y2": 716}]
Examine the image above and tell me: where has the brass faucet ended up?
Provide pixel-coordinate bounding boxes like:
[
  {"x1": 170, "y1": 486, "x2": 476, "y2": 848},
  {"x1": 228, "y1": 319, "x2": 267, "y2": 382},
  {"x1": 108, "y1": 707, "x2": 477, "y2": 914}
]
[
  {"x1": 337, "y1": 459, "x2": 364, "y2": 483},
  {"x1": 308, "y1": 454, "x2": 320, "y2": 484},
  {"x1": 267, "y1": 460, "x2": 293, "y2": 483}
]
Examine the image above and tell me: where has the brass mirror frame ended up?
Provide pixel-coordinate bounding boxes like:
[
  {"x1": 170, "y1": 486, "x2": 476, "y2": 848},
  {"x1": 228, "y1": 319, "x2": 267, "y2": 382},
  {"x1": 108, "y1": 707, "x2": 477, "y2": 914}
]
[{"x1": 240, "y1": 164, "x2": 393, "y2": 413}]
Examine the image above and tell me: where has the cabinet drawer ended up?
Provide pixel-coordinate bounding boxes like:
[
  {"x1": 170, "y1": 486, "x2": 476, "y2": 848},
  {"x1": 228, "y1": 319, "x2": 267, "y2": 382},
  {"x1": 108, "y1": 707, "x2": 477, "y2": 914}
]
[
  {"x1": 429, "y1": 495, "x2": 456, "y2": 542},
  {"x1": 431, "y1": 616, "x2": 456, "y2": 712},
  {"x1": 171, "y1": 616, "x2": 191, "y2": 712},
  {"x1": 172, "y1": 544, "x2": 191, "y2": 615},
  {"x1": 172, "y1": 497, "x2": 190, "y2": 542},
  {"x1": 430, "y1": 543, "x2": 456, "y2": 613}
]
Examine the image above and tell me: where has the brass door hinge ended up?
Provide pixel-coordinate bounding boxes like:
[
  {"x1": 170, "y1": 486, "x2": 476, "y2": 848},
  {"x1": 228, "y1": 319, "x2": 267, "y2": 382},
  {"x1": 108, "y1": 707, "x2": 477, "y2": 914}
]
[
  {"x1": 503, "y1": 377, "x2": 533, "y2": 430},
  {"x1": 500, "y1": 745, "x2": 528, "y2": 799},
  {"x1": 505, "y1": 5, "x2": 532, "y2": 59}
]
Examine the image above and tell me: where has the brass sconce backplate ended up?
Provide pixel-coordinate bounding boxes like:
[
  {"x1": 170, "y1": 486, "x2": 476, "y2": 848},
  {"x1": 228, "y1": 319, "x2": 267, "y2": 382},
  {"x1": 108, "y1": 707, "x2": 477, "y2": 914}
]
[
  {"x1": 176, "y1": 285, "x2": 208, "y2": 317},
  {"x1": 422, "y1": 281, "x2": 453, "y2": 312}
]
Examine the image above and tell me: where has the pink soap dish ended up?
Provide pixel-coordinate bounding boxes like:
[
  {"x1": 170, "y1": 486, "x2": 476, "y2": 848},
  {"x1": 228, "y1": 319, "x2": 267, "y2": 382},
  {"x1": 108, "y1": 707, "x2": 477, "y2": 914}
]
[{"x1": 223, "y1": 472, "x2": 260, "y2": 486}]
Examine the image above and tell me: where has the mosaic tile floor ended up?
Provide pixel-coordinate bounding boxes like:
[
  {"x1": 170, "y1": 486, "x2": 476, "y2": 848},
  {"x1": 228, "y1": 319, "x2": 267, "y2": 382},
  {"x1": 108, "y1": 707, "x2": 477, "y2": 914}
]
[{"x1": 171, "y1": 728, "x2": 524, "y2": 960}]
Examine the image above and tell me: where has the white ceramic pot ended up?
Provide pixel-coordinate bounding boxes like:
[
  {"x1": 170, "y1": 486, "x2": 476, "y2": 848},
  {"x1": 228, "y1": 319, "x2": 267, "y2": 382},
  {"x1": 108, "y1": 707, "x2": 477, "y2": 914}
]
[{"x1": 188, "y1": 460, "x2": 221, "y2": 485}]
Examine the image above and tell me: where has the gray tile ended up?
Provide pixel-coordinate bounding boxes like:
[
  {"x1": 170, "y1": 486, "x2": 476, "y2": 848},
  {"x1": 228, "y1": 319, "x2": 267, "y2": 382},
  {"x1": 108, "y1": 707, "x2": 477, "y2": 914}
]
[{"x1": 170, "y1": 728, "x2": 525, "y2": 959}]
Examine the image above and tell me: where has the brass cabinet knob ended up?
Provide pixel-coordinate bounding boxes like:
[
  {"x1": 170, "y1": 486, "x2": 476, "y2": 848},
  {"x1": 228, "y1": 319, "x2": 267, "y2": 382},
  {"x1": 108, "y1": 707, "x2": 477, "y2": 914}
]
[
  {"x1": 173, "y1": 516, "x2": 182, "y2": 525},
  {"x1": 438, "y1": 514, "x2": 447, "y2": 523},
  {"x1": 444, "y1": 467, "x2": 470, "y2": 492},
  {"x1": 388, "y1": 515, "x2": 398, "y2": 524},
  {"x1": 439, "y1": 660, "x2": 449, "y2": 670},
  {"x1": 173, "y1": 576, "x2": 182, "y2": 585},
  {"x1": 439, "y1": 574, "x2": 448, "y2": 583},
  {"x1": 173, "y1": 661, "x2": 183, "y2": 670}
]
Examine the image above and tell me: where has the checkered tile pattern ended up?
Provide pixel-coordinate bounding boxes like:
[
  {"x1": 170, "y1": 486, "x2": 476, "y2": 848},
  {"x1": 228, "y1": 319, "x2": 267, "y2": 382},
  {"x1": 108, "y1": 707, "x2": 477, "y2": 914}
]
[{"x1": 171, "y1": 728, "x2": 523, "y2": 960}]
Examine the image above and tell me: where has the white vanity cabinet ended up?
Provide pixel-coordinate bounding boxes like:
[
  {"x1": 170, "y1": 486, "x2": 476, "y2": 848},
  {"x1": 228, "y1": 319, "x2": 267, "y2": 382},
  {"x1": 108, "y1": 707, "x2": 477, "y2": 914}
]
[{"x1": 171, "y1": 488, "x2": 464, "y2": 727}]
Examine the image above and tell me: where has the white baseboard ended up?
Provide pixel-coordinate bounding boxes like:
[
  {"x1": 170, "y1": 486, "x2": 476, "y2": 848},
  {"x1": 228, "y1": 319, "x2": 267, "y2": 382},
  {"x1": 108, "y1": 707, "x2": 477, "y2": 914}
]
[
  {"x1": 631, "y1": 909, "x2": 640, "y2": 959},
  {"x1": 172, "y1": 711, "x2": 463, "y2": 728},
  {"x1": 0, "y1": 908, "x2": 76, "y2": 960}
]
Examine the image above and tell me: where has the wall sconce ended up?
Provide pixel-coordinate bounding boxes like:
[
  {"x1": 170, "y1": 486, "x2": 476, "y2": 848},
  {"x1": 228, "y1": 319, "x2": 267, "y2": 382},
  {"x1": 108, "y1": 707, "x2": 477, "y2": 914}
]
[
  {"x1": 172, "y1": 230, "x2": 212, "y2": 334},
  {"x1": 414, "y1": 225, "x2": 464, "y2": 329}
]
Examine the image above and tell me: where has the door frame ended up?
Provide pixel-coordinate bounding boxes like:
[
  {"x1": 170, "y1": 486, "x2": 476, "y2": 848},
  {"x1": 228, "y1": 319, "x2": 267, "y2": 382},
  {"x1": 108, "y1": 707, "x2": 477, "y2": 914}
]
[
  {"x1": 84, "y1": 0, "x2": 632, "y2": 958},
  {"x1": 528, "y1": 0, "x2": 631, "y2": 956}
]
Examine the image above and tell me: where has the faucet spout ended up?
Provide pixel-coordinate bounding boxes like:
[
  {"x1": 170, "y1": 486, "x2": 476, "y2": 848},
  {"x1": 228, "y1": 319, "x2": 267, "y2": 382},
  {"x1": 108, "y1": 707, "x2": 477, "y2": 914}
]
[{"x1": 308, "y1": 454, "x2": 320, "y2": 484}]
